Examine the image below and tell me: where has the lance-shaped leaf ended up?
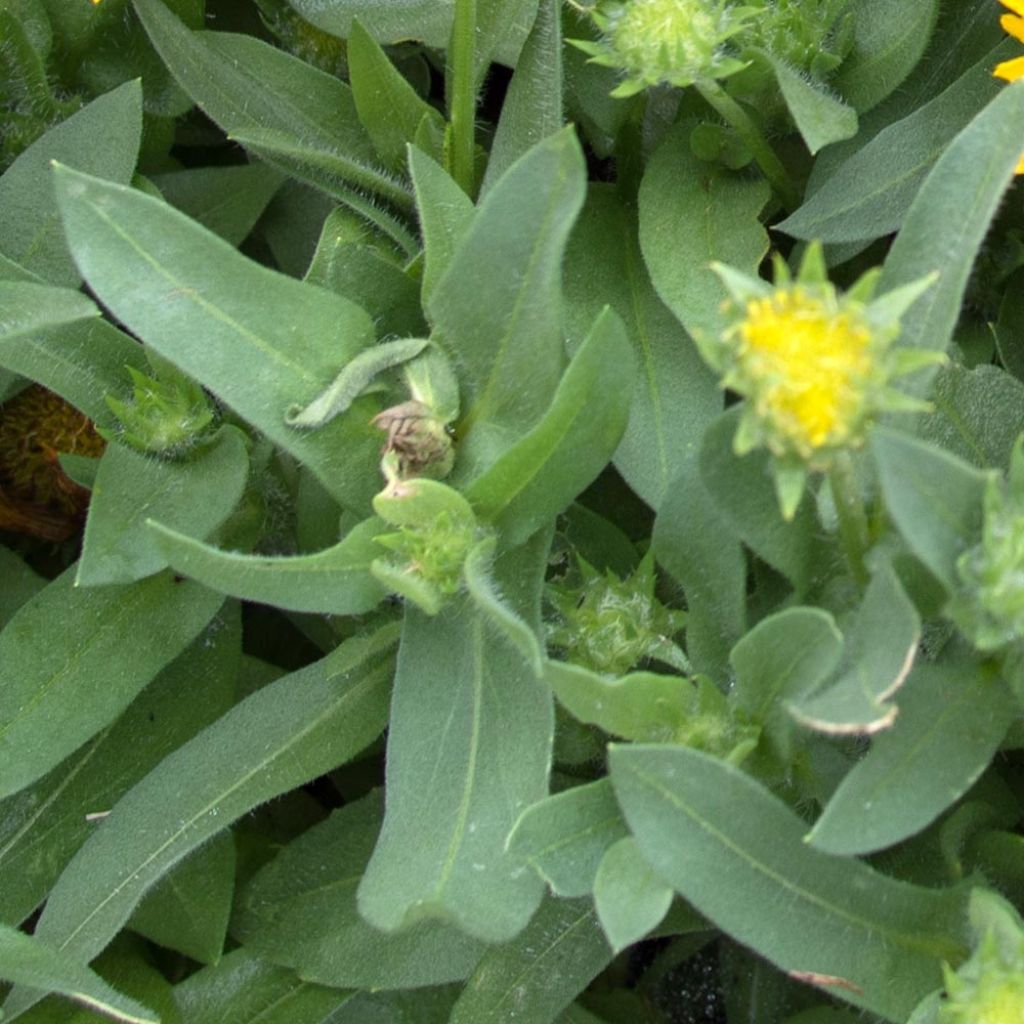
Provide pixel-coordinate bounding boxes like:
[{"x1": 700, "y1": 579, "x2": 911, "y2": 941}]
[
  {"x1": 148, "y1": 516, "x2": 389, "y2": 615},
  {"x1": 78, "y1": 426, "x2": 250, "y2": 586},
  {"x1": 593, "y1": 837, "x2": 673, "y2": 954},
  {"x1": 639, "y1": 123, "x2": 770, "y2": 342},
  {"x1": 235, "y1": 791, "x2": 486, "y2": 989},
  {"x1": 777, "y1": 43, "x2": 1008, "y2": 244},
  {"x1": 872, "y1": 428, "x2": 987, "y2": 593},
  {"x1": 653, "y1": 454, "x2": 745, "y2": 678},
  {"x1": 482, "y1": 0, "x2": 563, "y2": 195},
  {"x1": 699, "y1": 409, "x2": 829, "y2": 595},
  {"x1": 128, "y1": 832, "x2": 235, "y2": 965},
  {"x1": 565, "y1": 186, "x2": 722, "y2": 512},
  {"x1": 348, "y1": 18, "x2": 446, "y2": 172},
  {"x1": 767, "y1": 55, "x2": 858, "y2": 154},
  {"x1": 465, "y1": 306, "x2": 634, "y2": 545},
  {"x1": 428, "y1": 128, "x2": 586, "y2": 458},
  {"x1": 0, "y1": 80, "x2": 142, "y2": 286},
  {"x1": 408, "y1": 146, "x2": 475, "y2": 304},
  {"x1": 358, "y1": 542, "x2": 552, "y2": 943},
  {"x1": 730, "y1": 607, "x2": 843, "y2": 757},
  {"x1": 0, "y1": 626, "x2": 397, "y2": 1020},
  {"x1": 507, "y1": 780, "x2": 629, "y2": 898},
  {"x1": 610, "y1": 744, "x2": 970, "y2": 1021},
  {"x1": 879, "y1": 80, "x2": 1024, "y2": 393},
  {"x1": 53, "y1": 163, "x2": 381, "y2": 512},
  {"x1": 132, "y1": 0, "x2": 408, "y2": 211},
  {"x1": 0, "y1": 604, "x2": 239, "y2": 927},
  {"x1": 0, "y1": 567, "x2": 223, "y2": 801},
  {"x1": 448, "y1": 896, "x2": 613, "y2": 1024},
  {"x1": 173, "y1": 948, "x2": 354, "y2": 1024},
  {"x1": 788, "y1": 564, "x2": 920, "y2": 735},
  {"x1": 807, "y1": 658, "x2": 1017, "y2": 856},
  {"x1": 0, "y1": 923, "x2": 156, "y2": 1024},
  {"x1": 0, "y1": 282, "x2": 98, "y2": 341},
  {"x1": 0, "y1": 262, "x2": 148, "y2": 427}
]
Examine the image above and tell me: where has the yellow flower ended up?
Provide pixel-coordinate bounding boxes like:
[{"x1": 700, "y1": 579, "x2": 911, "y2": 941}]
[
  {"x1": 702, "y1": 242, "x2": 939, "y2": 518},
  {"x1": 995, "y1": 0, "x2": 1024, "y2": 173},
  {"x1": 736, "y1": 287, "x2": 872, "y2": 457}
]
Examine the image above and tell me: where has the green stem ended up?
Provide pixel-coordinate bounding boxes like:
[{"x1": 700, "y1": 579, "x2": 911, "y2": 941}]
[
  {"x1": 696, "y1": 79, "x2": 799, "y2": 211},
  {"x1": 448, "y1": 0, "x2": 478, "y2": 196},
  {"x1": 829, "y1": 451, "x2": 870, "y2": 590}
]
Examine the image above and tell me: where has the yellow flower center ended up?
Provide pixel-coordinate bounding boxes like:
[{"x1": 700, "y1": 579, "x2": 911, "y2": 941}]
[
  {"x1": 610, "y1": 0, "x2": 717, "y2": 76},
  {"x1": 737, "y1": 287, "x2": 872, "y2": 455}
]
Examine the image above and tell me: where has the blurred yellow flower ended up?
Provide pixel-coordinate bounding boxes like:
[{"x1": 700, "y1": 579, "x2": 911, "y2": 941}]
[
  {"x1": 736, "y1": 287, "x2": 871, "y2": 457},
  {"x1": 995, "y1": 0, "x2": 1024, "y2": 172}
]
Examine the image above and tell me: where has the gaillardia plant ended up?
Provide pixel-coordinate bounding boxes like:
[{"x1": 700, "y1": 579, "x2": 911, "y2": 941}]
[{"x1": 3, "y1": 0, "x2": 1024, "y2": 1022}]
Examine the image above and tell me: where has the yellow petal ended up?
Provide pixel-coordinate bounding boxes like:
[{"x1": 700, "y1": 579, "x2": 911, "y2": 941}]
[
  {"x1": 1002, "y1": 0, "x2": 1024, "y2": 17},
  {"x1": 1002, "y1": 12, "x2": 1024, "y2": 42},
  {"x1": 995, "y1": 55, "x2": 1024, "y2": 82},
  {"x1": 1017, "y1": 152, "x2": 1024, "y2": 176}
]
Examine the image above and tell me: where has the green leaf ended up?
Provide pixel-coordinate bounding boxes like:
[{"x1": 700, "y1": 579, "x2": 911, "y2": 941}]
[
  {"x1": 699, "y1": 409, "x2": 829, "y2": 595},
  {"x1": 151, "y1": 163, "x2": 284, "y2": 246},
  {"x1": 132, "y1": 0, "x2": 407, "y2": 211},
  {"x1": 408, "y1": 146, "x2": 474, "y2": 305},
  {"x1": 767, "y1": 55, "x2": 858, "y2": 154},
  {"x1": 807, "y1": 658, "x2": 1017, "y2": 856},
  {"x1": 0, "y1": 546, "x2": 44, "y2": 633},
  {"x1": 832, "y1": 0, "x2": 940, "y2": 113},
  {"x1": 0, "y1": 924, "x2": 156, "y2": 1024},
  {"x1": 465, "y1": 306, "x2": 634, "y2": 545},
  {"x1": 358, "y1": 544, "x2": 552, "y2": 943},
  {"x1": 610, "y1": 744, "x2": 970, "y2": 1021},
  {"x1": 918, "y1": 364, "x2": 1024, "y2": 469},
  {"x1": 777, "y1": 44, "x2": 1009, "y2": 243},
  {"x1": 872, "y1": 428, "x2": 987, "y2": 593},
  {"x1": 0, "y1": 567, "x2": 223, "y2": 801},
  {"x1": 428, "y1": 128, "x2": 585, "y2": 463},
  {"x1": 0, "y1": 605, "x2": 239, "y2": 928},
  {"x1": 638, "y1": 123, "x2": 770, "y2": 342},
  {"x1": 545, "y1": 661, "x2": 698, "y2": 745},
  {"x1": 878, "y1": 81, "x2": 1024, "y2": 382},
  {"x1": 128, "y1": 832, "x2": 235, "y2": 964},
  {"x1": 173, "y1": 948, "x2": 353, "y2": 1024},
  {"x1": 995, "y1": 267, "x2": 1024, "y2": 383},
  {"x1": 235, "y1": 791, "x2": 486, "y2": 989},
  {"x1": 78, "y1": 426, "x2": 250, "y2": 586},
  {"x1": 506, "y1": 780, "x2": 629, "y2": 898},
  {"x1": 789, "y1": 563, "x2": 920, "y2": 735},
  {"x1": 148, "y1": 516, "x2": 389, "y2": 616},
  {"x1": 1, "y1": 626, "x2": 397, "y2": 1020},
  {"x1": 0, "y1": 282, "x2": 98, "y2": 341},
  {"x1": 564, "y1": 185, "x2": 722, "y2": 511},
  {"x1": 653, "y1": 454, "x2": 745, "y2": 679},
  {"x1": 348, "y1": 18, "x2": 446, "y2": 172},
  {"x1": 53, "y1": 164, "x2": 382, "y2": 512},
  {"x1": 305, "y1": 211, "x2": 425, "y2": 339},
  {"x1": 0, "y1": 80, "x2": 142, "y2": 286},
  {"x1": 448, "y1": 896, "x2": 613, "y2": 1024},
  {"x1": 730, "y1": 607, "x2": 843, "y2": 757},
  {"x1": 593, "y1": 837, "x2": 672, "y2": 954},
  {"x1": 0, "y1": 275, "x2": 150, "y2": 429},
  {"x1": 481, "y1": 0, "x2": 562, "y2": 195}
]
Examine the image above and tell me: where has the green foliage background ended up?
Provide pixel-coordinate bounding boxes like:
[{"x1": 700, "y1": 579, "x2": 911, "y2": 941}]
[{"x1": 2, "y1": 0, "x2": 1024, "y2": 1022}]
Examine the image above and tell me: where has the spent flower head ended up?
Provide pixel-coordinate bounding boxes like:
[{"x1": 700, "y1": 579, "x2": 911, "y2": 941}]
[
  {"x1": 703, "y1": 242, "x2": 940, "y2": 518},
  {"x1": 571, "y1": 0, "x2": 757, "y2": 96}
]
